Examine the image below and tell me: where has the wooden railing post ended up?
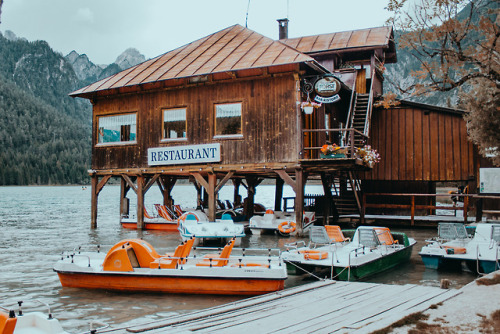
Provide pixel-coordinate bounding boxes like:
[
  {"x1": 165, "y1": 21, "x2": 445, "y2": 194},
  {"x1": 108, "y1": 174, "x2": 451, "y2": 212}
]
[{"x1": 411, "y1": 196, "x2": 415, "y2": 226}]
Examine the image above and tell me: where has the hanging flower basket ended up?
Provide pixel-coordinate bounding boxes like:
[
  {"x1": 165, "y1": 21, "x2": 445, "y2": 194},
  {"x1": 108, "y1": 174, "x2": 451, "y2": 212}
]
[
  {"x1": 355, "y1": 145, "x2": 380, "y2": 167},
  {"x1": 301, "y1": 101, "x2": 322, "y2": 114}
]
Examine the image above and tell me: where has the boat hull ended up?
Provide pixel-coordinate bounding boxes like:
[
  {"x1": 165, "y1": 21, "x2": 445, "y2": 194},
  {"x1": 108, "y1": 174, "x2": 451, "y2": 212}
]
[
  {"x1": 287, "y1": 244, "x2": 414, "y2": 281},
  {"x1": 121, "y1": 221, "x2": 179, "y2": 231},
  {"x1": 56, "y1": 271, "x2": 284, "y2": 295}
]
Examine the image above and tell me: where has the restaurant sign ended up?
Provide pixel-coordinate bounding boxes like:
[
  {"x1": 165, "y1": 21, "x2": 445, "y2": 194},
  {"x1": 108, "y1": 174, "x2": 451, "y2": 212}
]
[
  {"x1": 313, "y1": 75, "x2": 341, "y2": 104},
  {"x1": 148, "y1": 143, "x2": 221, "y2": 166}
]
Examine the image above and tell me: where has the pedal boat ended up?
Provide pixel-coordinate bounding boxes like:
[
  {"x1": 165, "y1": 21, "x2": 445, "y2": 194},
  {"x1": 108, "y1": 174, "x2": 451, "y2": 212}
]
[
  {"x1": 282, "y1": 226, "x2": 416, "y2": 281},
  {"x1": 420, "y1": 223, "x2": 500, "y2": 273},
  {"x1": 53, "y1": 238, "x2": 286, "y2": 296},
  {"x1": 178, "y1": 211, "x2": 245, "y2": 246},
  {"x1": 1, "y1": 300, "x2": 69, "y2": 334},
  {"x1": 120, "y1": 205, "x2": 181, "y2": 231},
  {"x1": 248, "y1": 209, "x2": 316, "y2": 236}
]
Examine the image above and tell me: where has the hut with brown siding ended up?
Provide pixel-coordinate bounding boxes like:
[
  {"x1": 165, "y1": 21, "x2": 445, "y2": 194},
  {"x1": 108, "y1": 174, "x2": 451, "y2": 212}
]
[{"x1": 71, "y1": 21, "x2": 482, "y2": 230}]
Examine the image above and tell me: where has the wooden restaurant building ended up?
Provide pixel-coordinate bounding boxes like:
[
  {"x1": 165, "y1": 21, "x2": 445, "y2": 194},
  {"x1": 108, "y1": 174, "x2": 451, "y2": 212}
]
[{"x1": 70, "y1": 22, "x2": 478, "y2": 230}]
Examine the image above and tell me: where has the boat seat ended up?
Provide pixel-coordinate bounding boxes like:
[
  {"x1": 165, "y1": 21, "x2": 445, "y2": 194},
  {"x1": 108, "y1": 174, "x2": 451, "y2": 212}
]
[
  {"x1": 309, "y1": 226, "x2": 333, "y2": 246},
  {"x1": 324, "y1": 225, "x2": 350, "y2": 243},
  {"x1": 1, "y1": 310, "x2": 17, "y2": 334},
  {"x1": 196, "y1": 238, "x2": 236, "y2": 267},
  {"x1": 374, "y1": 228, "x2": 396, "y2": 245}
]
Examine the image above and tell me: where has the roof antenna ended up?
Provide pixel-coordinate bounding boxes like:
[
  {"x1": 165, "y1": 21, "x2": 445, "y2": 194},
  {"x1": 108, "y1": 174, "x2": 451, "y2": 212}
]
[{"x1": 245, "y1": 0, "x2": 251, "y2": 28}]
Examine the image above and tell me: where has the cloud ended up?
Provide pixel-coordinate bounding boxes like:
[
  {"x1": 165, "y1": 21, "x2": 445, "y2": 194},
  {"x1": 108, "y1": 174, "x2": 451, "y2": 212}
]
[{"x1": 75, "y1": 7, "x2": 94, "y2": 23}]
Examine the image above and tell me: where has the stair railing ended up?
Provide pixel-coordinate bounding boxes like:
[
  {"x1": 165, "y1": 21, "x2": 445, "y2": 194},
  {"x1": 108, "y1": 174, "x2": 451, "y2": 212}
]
[
  {"x1": 363, "y1": 68, "x2": 375, "y2": 138},
  {"x1": 342, "y1": 78, "x2": 357, "y2": 147}
]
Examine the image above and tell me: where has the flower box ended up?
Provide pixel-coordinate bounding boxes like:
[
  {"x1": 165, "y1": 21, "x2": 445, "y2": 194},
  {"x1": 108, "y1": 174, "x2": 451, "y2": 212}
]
[{"x1": 320, "y1": 153, "x2": 346, "y2": 159}]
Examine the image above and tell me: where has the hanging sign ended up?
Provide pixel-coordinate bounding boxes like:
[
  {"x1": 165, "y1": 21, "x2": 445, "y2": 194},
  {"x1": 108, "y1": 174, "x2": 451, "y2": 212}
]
[
  {"x1": 314, "y1": 75, "x2": 341, "y2": 97},
  {"x1": 148, "y1": 143, "x2": 221, "y2": 166},
  {"x1": 314, "y1": 94, "x2": 340, "y2": 103}
]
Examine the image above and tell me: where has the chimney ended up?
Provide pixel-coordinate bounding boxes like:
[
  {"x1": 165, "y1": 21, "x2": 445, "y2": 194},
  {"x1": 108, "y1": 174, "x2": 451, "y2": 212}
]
[{"x1": 277, "y1": 18, "x2": 289, "y2": 40}]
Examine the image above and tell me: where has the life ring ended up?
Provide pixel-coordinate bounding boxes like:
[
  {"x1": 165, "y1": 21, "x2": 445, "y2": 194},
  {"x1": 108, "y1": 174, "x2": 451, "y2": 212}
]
[
  {"x1": 278, "y1": 221, "x2": 296, "y2": 235},
  {"x1": 299, "y1": 250, "x2": 328, "y2": 260}
]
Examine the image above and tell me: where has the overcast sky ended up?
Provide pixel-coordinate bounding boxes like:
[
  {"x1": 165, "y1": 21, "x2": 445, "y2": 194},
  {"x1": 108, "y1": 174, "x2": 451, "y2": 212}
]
[{"x1": 1, "y1": 0, "x2": 392, "y2": 65}]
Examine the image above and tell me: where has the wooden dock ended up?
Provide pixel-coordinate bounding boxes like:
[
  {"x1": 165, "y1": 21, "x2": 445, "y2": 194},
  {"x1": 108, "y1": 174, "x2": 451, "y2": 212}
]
[{"x1": 104, "y1": 280, "x2": 460, "y2": 333}]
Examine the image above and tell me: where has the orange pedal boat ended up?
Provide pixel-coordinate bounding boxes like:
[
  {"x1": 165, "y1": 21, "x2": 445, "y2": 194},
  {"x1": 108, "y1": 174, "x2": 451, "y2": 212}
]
[{"x1": 53, "y1": 238, "x2": 286, "y2": 296}]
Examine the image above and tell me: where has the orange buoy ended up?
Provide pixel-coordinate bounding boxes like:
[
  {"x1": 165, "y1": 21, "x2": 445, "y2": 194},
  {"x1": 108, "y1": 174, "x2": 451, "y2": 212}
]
[{"x1": 278, "y1": 221, "x2": 296, "y2": 235}]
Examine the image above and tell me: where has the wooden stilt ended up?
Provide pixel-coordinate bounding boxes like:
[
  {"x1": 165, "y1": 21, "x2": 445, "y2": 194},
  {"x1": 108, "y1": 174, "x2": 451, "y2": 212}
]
[
  {"x1": 137, "y1": 175, "x2": 145, "y2": 229},
  {"x1": 90, "y1": 174, "x2": 111, "y2": 229},
  {"x1": 321, "y1": 172, "x2": 333, "y2": 225},
  {"x1": 244, "y1": 176, "x2": 262, "y2": 218},
  {"x1": 158, "y1": 176, "x2": 177, "y2": 209},
  {"x1": 208, "y1": 174, "x2": 216, "y2": 222},
  {"x1": 120, "y1": 177, "x2": 130, "y2": 218},
  {"x1": 91, "y1": 174, "x2": 98, "y2": 229},
  {"x1": 275, "y1": 177, "x2": 284, "y2": 212},
  {"x1": 295, "y1": 169, "x2": 305, "y2": 235},
  {"x1": 233, "y1": 179, "x2": 242, "y2": 207}
]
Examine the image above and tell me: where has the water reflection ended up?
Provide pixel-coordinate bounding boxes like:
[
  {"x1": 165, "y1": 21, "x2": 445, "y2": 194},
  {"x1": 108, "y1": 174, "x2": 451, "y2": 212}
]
[{"x1": 0, "y1": 186, "x2": 478, "y2": 332}]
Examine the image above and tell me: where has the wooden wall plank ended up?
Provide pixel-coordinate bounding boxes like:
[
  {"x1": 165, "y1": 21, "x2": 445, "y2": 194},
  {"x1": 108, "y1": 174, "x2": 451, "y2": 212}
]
[{"x1": 413, "y1": 109, "x2": 423, "y2": 181}]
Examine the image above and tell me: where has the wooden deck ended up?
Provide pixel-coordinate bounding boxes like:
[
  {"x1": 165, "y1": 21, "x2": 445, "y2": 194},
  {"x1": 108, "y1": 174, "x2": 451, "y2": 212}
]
[{"x1": 104, "y1": 280, "x2": 460, "y2": 333}]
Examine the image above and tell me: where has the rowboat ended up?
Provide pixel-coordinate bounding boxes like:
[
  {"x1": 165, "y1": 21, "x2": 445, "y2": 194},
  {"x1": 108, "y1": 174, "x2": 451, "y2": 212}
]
[
  {"x1": 248, "y1": 209, "x2": 316, "y2": 236},
  {"x1": 282, "y1": 226, "x2": 416, "y2": 280},
  {"x1": 1, "y1": 300, "x2": 70, "y2": 334},
  {"x1": 178, "y1": 211, "x2": 245, "y2": 246},
  {"x1": 54, "y1": 238, "x2": 286, "y2": 295},
  {"x1": 420, "y1": 222, "x2": 500, "y2": 273}
]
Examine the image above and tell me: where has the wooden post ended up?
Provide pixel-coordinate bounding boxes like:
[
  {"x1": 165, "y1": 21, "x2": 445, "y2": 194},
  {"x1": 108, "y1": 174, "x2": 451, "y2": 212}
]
[
  {"x1": 295, "y1": 169, "x2": 305, "y2": 236},
  {"x1": 120, "y1": 177, "x2": 130, "y2": 217},
  {"x1": 320, "y1": 173, "x2": 332, "y2": 225},
  {"x1": 208, "y1": 173, "x2": 216, "y2": 222},
  {"x1": 463, "y1": 195, "x2": 469, "y2": 223},
  {"x1": 91, "y1": 174, "x2": 98, "y2": 229},
  {"x1": 275, "y1": 177, "x2": 284, "y2": 212},
  {"x1": 137, "y1": 175, "x2": 145, "y2": 229},
  {"x1": 411, "y1": 195, "x2": 415, "y2": 226},
  {"x1": 233, "y1": 179, "x2": 242, "y2": 207}
]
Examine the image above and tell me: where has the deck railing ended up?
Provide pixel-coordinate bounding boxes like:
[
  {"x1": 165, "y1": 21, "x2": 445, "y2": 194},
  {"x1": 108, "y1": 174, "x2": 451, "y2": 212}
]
[
  {"x1": 301, "y1": 128, "x2": 367, "y2": 159},
  {"x1": 361, "y1": 193, "x2": 500, "y2": 226}
]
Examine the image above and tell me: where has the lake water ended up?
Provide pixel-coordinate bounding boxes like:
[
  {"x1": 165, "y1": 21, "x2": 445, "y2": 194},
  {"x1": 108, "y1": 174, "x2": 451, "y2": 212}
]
[{"x1": 0, "y1": 185, "x2": 478, "y2": 332}]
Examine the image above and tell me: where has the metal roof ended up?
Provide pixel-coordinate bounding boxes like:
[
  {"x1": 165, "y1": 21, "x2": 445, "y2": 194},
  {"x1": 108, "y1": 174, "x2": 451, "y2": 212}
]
[
  {"x1": 281, "y1": 26, "x2": 395, "y2": 58},
  {"x1": 70, "y1": 24, "x2": 320, "y2": 97}
]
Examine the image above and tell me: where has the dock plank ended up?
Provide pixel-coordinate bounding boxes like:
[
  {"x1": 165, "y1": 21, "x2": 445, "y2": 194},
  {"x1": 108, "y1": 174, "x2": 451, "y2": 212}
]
[{"x1": 104, "y1": 281, "x2": 461, "y2": 334}]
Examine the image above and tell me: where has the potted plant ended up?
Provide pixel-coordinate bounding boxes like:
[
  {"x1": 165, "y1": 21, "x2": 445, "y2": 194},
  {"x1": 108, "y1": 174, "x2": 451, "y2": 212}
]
[
  {"x1": 355, "y1": 145, "x2": 380, "y2": 167},
  {"x1": 320, "y1": 144, "x2": 346, "y2": 159}
]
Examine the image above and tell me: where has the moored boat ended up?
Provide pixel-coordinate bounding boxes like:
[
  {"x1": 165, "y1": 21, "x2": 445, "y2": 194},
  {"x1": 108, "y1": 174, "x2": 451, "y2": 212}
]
[
  {"x1": 1, "y1": 300, "x2": 70, "y2": 334},
  {"x1": 120, "y1": 205, "x2": 180, "y2": 231},
  {"x1": 53, "y1": 238, "x2": 286, "y2": 295},
  {"x1": 178, "y1": 211, "x2": 245, "y2": 246},
  {"x1": 248, "y1": 209, "x2": 316, "y2": 236},
  {"x1": 282, "y1": 226, "x2": 416, "y2": 280},
  {"x1": 420, "y1": 222, "x2": 500, "y2": 273}
]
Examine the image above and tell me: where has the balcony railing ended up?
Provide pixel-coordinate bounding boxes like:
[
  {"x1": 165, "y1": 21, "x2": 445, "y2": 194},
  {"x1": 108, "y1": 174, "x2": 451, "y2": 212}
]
[{"x1": 301, "y1": 128, "x2": 368, "y2": 160}]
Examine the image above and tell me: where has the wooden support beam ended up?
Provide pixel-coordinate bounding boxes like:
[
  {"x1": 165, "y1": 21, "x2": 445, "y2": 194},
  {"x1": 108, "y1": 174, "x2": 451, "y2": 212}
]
[
  {"x1": 144, "y1": 174, "x2": 160, "y2": 194},
  {"x1": 122, "y1": 174, "x2": 137, "y2": 194},
  {"x1": 274, "y1": 170, "x2": 297, "y2": 192},
  {"x1": 158, "y1": 176, "x2": 177, "y2": 208},
  {"x1": 91, "y1": 174, "x2": 98, "y2": 229},
  {"x1": 295, "y1": 169, "x2": 305, "y2": 235},
  {"x1": 215, "y1": 171, "x2": 234, "y2": 193},
  {"x1": 137, "y1": 175, "x2": 145, "y2": 229},
  {"x1": 120, "y1": 177, "x2": 130, "y2": 218},
  {"x1": 96, "y1": 175, "x2": 111, "y2": 194},
  {"x1": 192, "y1": 173, "x2": 209, "y2": 190},
  {"x1": 275, "y1": 177, "x2": 284, "y2": 212},
  {"x1": 208, "y1": 174, "x2": 216, "y2": 221}
]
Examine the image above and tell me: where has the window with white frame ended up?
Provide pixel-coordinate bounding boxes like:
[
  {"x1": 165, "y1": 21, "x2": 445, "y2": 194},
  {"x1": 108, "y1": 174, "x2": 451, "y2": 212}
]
[
  {"x1": 163, "y1": 108, "x2": 187, "y2": 140},
  {"x1": 215, "y1": 102, "x2": 242, "y2": 137},
  {"x1": 97, "y1": 113, "x2": 136, "y2": 144}
]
